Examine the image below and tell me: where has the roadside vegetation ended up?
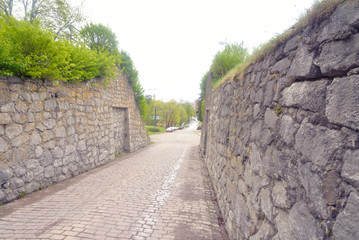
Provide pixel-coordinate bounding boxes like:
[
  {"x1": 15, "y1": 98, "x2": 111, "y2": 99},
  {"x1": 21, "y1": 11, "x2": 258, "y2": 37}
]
[
  {"x1": 145, "y1": 98, "x2": 195, "y2": 128},
  {"x1": 197, "y1": 0, "x2": 355, "y2": 121},
  {"x1": 196, "y1": 42, "x2": 248, "y2": 120},
  {"x1": 145, "y1": 126, "x2": 166, "y2": 135},
  {"x1": 120, "y1": 50, "x2": 147, "y2": 120},
  {"x1": 0, "y1": 0, "x2": 147, "y2": 118}
]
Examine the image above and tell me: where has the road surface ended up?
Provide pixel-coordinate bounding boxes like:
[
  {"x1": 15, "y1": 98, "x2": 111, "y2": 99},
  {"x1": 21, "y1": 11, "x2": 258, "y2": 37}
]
[{"x1": 0, "y1": 127, "x2": 226, "y2": 240}]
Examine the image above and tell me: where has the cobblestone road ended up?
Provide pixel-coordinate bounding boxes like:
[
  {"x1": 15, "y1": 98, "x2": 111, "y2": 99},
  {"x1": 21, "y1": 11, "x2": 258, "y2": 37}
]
[{"x1": 0, "y1": 128, "x2": 226, "y2": 240}]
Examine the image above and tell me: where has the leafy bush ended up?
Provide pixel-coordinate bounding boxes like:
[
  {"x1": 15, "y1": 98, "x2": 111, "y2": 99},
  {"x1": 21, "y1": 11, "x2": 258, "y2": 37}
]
[
  {"x1": 145, "y1": 126, "x2": 166, "y2": 135},
  {"x1": 0, "y1": 14, "x2": 148, "y2": 120},
  {"x1": 80, "y1": 23, "x2": 120, "y2": 56},
  {"x1": 0, "y1": 14, "x2": 117, "y2": 83},
  {"x1": 210, "y1": 42, "x2": 248, "y2": 85},
  {"x1": 197, "y1": 72, "x2": 208, "y2": 121},
  {"x1": 120, "y1": 50, "x2": 148, "y2": 119}
]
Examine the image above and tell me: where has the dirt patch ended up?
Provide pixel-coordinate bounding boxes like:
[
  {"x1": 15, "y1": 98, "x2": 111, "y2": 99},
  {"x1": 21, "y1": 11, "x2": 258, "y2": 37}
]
[
  {"x1": 179, "y1": 185, "x2": 205, "y2": 202},
  {"x1": 174, "y1": 223, "x2": 213, "y2": 240}
]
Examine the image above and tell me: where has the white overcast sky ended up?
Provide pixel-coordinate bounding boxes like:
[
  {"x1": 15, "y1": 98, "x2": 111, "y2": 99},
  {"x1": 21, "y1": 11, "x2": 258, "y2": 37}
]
[{"x1": 73, "y1": 0, "x2": 314, "y2": 102}]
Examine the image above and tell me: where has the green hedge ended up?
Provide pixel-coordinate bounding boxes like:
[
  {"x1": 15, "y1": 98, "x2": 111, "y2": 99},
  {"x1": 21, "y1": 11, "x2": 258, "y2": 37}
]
[{"x1": 0, "y1": 15, "x2": 117, "y2": 83}]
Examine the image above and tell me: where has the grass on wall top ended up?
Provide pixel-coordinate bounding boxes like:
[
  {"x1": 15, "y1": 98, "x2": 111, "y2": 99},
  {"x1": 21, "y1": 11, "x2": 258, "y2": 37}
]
[{"x1": 213, "y1": 0, "x2": 356, "y2": 89}]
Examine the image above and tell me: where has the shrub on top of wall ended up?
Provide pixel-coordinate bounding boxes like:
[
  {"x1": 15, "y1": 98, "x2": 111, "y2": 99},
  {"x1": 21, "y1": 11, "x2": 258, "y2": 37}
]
[
  {"x1": 0, "y1": 14, "x2": 118, "y2": 84},
  {"x1": 210, "y1": 42, "x2": 249, "y2": 87}
]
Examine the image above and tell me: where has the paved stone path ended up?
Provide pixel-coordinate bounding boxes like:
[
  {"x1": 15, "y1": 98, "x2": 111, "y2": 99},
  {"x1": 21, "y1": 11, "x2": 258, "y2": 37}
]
[{"x1": 0, "y1": 128, "x2": 226, "y2": 240}]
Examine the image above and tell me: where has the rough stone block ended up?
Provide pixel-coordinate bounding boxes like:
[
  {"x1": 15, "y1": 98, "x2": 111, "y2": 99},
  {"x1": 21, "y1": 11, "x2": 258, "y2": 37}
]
[
  {"x1": 259, "y1": 188, "x2": 273, "y2": 221},
  {"x1": 333, "y1": 191, "x2": 359, "y2": 239},
  {"x1": 315, "y1": 33, "x2": 359, "y2": 76},
  {"x1": 341, "y1": 150, "x2": 359, "y2": 188},
  {"x1": 25, "y1": 171, "x2": 33, "y2": 182},
  {"x1": 55, "y1": 126, "x2": 66, "y2": 138},
  {"x1": 29, "y1": 101, "x2": 43, "y2": 112},
  {"x1": 40, "y1": 151, "x2": 54, "y2": 167},
  {"x1": 15, "y1": 101, "x2": 28, "y2": 113},
  {"x1": 323, "y1": 171, "x2": 340, "y2": 206},
  {"x1": 12, "y1": 113, "x2": 27, "y2": 124},
  {"x1": 52, "y1": 147, "x2": 64, "y2": 159},
  {"x1": 67, "y1": 117, "x2": 75, "y2": 126},
  {"x1": 42, "y1": 130, "x2": 54, "y2": 142},
  {"x1": 0, "y1": 190, "x2": 5, "y2": 201},
  {"x1": 234, "y1": 193, "x2": 251, "y2": 239},
  {"x1": 0, "y1": 137, "x2": 8, "y2": 152},
  {"x1": 264, "y1": 108, "x2": 278, "y2": 129},
  {"x1": 271, "y1": 57, "x2": 291, "y2": 74},
  {"x1": 64, "y1": 145, "x2": 76, "y2": 156},
  {"x1": 317, "y1": 2, "x2": 359, "y2": 43},
  {"x1": 282, "y1": 80, "x2": 329, "y2": 113},
  {"x1": 1, "y1": 103, "x2": 15, "y2": 113},
  {"x1": 263, "y1": 80, "x2": 275, "y2": 106},
  {"x1": 25, "y1": 182, "x2": 39, "y2": 193},
  {"x1": 272, "y1": 181, "x2": 290, "y2": 209},
  {"x1": 287, "y1": 45, "x2": 321, "y2": 80},
  {"x1": 263, "y1": 145, "x2": 286, "y2": 179},
  {"x1": 248, "y1": 219, "x2": 274, "y2": 240},
  {"x1": 9, "y1": 84, "x2": 22, "y2": 91},
  {"x1": 295, "y1": 122, "x2": 343, "y2": 167},
  {"x1": 249, "y1": 143, "x2": 263, "y2": 175},
  {"x1": 44, "y1": 166, "x2": 55, "y2": 178},
  {"x1": 289, "y1": 201, "x2": 323, "y2": 240},
  {"x1": 43, "y1": 119, "x2": 56, "y2": 130},
  {"x1": 279, "y1": 115, "x2": 299, "y2": 146},
  {"x1": 27, "y1": 112, "x2": 35, "y2": 122},
  {"x1": 24, "y1": 123, "x2": 35, "y2": 132},
  {"x1": 44, "y1": 99, "x2": 57, "y2": 111},
  {"x1": 24, "y1": 159, "x2": 40, "y2": 170},
  {"x1": 10, "y1": 178, "x2": 24, "y2": 189},
  {"x1": 12, "y1": 133, "x2": 29, "y2": 148},
  {"x1": 283, "y1": 36, "x2": 299, "y2": 53},
  {"x1": 30, "y1": 131, "x2": 42, "y2": 146},
  {"x1": 299, "y1": 164, "x2": 328, "y2": 218},
  {"x1": 0, "y1": 113, "x2": 12, "y2": 125},
  {"x1": 0, "y1": 169, "x2": 11, "y2": 185},
  {"x1": 77, "y1": 140, "x2": 87, "y2": 152},
  {"x1": 275, "y1": 210, "x2": 295, "y2": 240},
  {"x1": 33, "y1": 166, "x2": 43, "y2": 176},
  {"x1": 326, "y1": 75, "x2": 359, "y2": 130},
  {"x1": 5, "y1": 124, "x2": 23, "y2": 140}
]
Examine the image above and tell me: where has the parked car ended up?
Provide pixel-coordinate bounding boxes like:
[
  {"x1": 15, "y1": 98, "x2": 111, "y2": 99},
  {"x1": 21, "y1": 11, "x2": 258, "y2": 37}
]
[{"x1": 166, "y1": 127, "x2": 175, "y2": 132}]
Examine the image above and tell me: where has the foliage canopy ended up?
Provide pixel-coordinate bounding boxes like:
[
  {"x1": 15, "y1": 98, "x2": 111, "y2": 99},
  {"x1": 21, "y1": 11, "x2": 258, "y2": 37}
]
[
  {"x1": 80, "y1": 23, "x2": 119, "y2": 55},
  {"x1": 145, "y1": 99, "x2": 195, "y2": 128},
  {"x1": 210, "y1": 42, "x2": 248, "y2": 85},
  {"x1": 119, "y1": 50, "x2": 148, "y2": 119},
  {"x1": 0, "y1": 14, "x2": 118, "y2": 83}
]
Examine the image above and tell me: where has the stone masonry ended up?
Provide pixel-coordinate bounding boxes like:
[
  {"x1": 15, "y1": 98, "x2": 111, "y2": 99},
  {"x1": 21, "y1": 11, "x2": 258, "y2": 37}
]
[
  {"x1": 0, "y1": 73, "x2": 150, "y2": 203},
  {"x1": 201, "y1": 1, "x2": 359, "y2": 239}
]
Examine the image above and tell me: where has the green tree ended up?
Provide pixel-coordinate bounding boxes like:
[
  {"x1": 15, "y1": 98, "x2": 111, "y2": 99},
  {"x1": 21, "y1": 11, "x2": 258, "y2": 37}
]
[
  {"x1": 157, "y1": 100, "x2": 176, "y2": 128},
  {"x1": 21, "y1": 0, "x2": 50, "y2": 23},
  {"x1": 210, "y1": 42, "x2": 248, "y2": 84},
  {"x1": 178, "y1": 105, "x2": 188, "y2": 125},
  {"x1": 197, "y1": 72, "x2": 208, "y2": 121},
  {"x1": 1, "y1": 0, "x2": 84, "y2": 40},
  {"x1": 80, "y1": 23, "x2": 119, "y2": 55},
  {"x1": 43, "y1": 0, "x2": 85, "y2": 40},
  {"x1": 0, "y1": 15, "x2": 117, "y2": 81},
  {"x1": 0, "y1": 0, "x2": 13, "y2": 15},
  {"x1": 0, "y1": 14, "x2": 26, "y2": 76},
  {"x1": 181, "y1": 101, "x2": 195, "y2": 122},
  {"x1": 119, "y1": 50, "x2": 148, "y2": 120}
]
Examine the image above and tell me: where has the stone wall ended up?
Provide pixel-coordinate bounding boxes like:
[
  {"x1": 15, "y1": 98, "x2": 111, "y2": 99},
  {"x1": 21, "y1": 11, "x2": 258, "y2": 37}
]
[
  {"x1": 201, "y1": 1, "x2": 359, "y2": 239},
  {"x1": 0, "y1": 74, "x2": 150, "y2": 203}
]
